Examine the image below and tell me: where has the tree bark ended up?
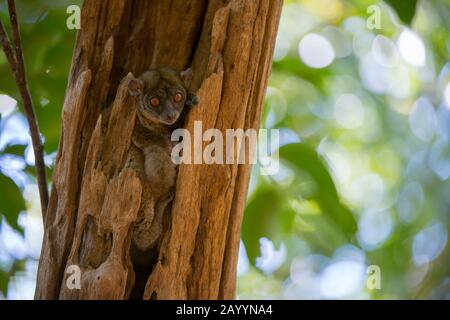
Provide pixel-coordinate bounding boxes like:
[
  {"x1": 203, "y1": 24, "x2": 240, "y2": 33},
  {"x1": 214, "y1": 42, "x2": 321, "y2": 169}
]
[{"x1": 35, "y1": 0, "x2": 282, "y2": 300}]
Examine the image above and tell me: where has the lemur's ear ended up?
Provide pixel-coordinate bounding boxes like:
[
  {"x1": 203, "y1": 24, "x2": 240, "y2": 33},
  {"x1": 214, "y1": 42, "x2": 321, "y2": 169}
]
[
  {"x1": 186, "y1": 92, "x2": 199, "y2": 108},
  {"x1": 180, "y1": 68, "x2": 197, "y2": 107},
  {"x1": 180, "y1": 68, "x2": 193, "y2": 87},
  {"x1": 128, "y1": 79, "x2": 144, "y2": 96}
]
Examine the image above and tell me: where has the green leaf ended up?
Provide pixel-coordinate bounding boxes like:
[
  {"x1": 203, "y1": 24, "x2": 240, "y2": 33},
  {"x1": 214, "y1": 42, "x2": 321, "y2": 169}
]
[
  {"x1": 0, "y1": 173, "x2": 25, "y2": 233},
  {"x1": 2, "y1": 144, "x2": 26, "y2": 157},
  {"x1": 279, "y1": 143, "x2": 357, "y2": 236},
  {"x1": 384, "y1": 0, "x2": 418, "y2": 25},
  {"x1": 242, "y1": 187, "x2": 295, "y2": 263},
  {"x1": 0, "y1": 269, "x2": 8, "y2": 297},
  {"x1": 0, "y1": 260, "x2": 27, "y2": 298}
]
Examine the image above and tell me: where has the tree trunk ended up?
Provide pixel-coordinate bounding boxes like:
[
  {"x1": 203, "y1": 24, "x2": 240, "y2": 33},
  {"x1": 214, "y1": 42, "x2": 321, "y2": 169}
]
[{"x1": 35, "y1": 0, "x2": 282, "y2": 300}]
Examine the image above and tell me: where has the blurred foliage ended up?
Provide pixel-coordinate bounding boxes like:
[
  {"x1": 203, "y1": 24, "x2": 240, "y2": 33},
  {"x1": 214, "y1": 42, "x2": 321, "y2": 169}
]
[
  {"x1": 384, "y1": 0, "x2": 418, "y2": 24},
  {"x1": 279, "y1": 143, "x2": 357, "y2": 235},
  {"x1": 239, "y1": 0, "x2": 450, "y2": 300},
  {"x1": 0, "y1": 174, "x2": 25, "y2": 233},
  {"x1": 0, "y1": 0, "x2": 81, "y2": 297}
]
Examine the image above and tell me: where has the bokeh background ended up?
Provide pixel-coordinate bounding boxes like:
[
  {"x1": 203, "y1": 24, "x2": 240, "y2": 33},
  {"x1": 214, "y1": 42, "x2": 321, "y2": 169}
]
[{"x1": 1, "y1": 0, "x2": 449, "y2": 299}]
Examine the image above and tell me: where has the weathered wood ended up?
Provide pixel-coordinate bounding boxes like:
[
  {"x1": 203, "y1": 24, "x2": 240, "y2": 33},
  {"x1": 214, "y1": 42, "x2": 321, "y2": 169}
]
[{"x1": 35, "y1": 0, "x2": 282, "y2": 300}]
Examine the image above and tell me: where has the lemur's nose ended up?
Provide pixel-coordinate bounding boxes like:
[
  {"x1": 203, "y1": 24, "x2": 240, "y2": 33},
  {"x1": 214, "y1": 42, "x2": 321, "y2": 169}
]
[{"x1": 167, "y1": 112, "x2": 177, "y2": 122}]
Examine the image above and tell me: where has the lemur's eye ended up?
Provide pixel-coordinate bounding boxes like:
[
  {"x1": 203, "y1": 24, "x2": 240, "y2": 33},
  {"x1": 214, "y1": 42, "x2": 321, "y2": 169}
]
[
  {"x1": 173, "y1": 93, "x2": 183, "y2": 103},
  {"x1": 149, "y1": 97, "x2": 160, "y2": 107}
]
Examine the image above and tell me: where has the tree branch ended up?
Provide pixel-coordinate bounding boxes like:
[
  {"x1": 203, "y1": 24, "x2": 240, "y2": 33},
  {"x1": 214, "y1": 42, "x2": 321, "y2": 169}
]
[
  {"x1": 0, "y1": 0, "x2": 49, "y2": 217},
  {"x1": 0, "y1": 20, "x2": 16, "y2": 72}
]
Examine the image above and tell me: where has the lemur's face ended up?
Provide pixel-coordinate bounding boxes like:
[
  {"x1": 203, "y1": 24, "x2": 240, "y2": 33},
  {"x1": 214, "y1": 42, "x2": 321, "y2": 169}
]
[
  {"x1": 139, "y1": 78, "x2": 187, "y2": 125},
  {"x1": 129, "y1": 68, "x2": 198, "y2": 126}
]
